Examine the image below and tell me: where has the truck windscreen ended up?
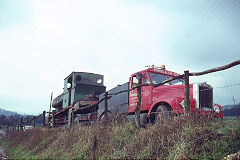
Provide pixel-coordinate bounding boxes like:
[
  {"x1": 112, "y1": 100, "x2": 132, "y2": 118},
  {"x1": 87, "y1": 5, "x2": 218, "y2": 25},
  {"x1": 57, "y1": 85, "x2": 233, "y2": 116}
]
[
  {"x1": 169, "y1": 77, "x2": 185, "y2": 85},
  {"x1": 150, "y1": 73, "x2": 168, "y2": 84},
  {"x1": 150, "y1": 72, "x2": 185, "y2": 85}
]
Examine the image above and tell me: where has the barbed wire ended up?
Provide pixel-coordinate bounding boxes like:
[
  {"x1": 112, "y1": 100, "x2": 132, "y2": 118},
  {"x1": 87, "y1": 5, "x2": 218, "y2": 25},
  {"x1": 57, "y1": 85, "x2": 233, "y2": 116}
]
[
  {"x1": 214, "y1": 82, "x2": 240, "y2": 89},
  {"x1": 13, "y1": 80, "x2": 239, "y2": 128},
  {"x1": 48, "y1": 81, "x2": 239, "y2": 124},
  {"x1": 13, "y1": 60, "x2": 240, "y2": 129},
  {"x1": 11, "y1": 107, "x2": 222, "y2": 129},
  {"x1": 47, "y1": 60, "x2": 240, "y2": 126},
  {"x1": 106, "y1": 81, "x2": 240, "y2": 95}
]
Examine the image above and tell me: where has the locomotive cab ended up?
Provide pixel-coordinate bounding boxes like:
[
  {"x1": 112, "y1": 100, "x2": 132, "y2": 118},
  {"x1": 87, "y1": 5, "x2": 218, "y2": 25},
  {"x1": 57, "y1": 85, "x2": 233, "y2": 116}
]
[{"x1": 52, "y1": 72, "x2": 106, "y2": 111}]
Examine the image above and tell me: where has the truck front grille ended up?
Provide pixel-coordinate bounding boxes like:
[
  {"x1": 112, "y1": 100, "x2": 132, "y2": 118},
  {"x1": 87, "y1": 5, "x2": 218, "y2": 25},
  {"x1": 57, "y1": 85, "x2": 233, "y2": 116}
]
[{"x1": 199, "y1": 83, "x2": 213, "y2": 109}]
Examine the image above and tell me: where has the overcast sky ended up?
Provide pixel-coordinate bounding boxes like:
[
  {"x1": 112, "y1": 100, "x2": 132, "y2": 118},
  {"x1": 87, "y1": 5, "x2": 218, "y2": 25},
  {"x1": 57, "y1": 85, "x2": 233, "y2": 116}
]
[{"x1": 0, "y1": 0, "x2": 240, "y2": 114}]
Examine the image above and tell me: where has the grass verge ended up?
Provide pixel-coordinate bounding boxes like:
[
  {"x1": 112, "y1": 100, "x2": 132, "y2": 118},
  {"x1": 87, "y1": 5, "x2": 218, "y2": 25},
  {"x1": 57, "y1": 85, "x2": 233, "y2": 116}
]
[{"x1": 1, "y1": 115, "x2": 240, "y2": 159}]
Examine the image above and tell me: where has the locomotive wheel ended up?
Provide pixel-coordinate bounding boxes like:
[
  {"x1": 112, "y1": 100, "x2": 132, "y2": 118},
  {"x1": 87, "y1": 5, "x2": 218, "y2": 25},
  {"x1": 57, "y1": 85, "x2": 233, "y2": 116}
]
[
  {"x1": 155, "y1": 104, "x2": 170, "y2": 122},
  {"x1": 74, "y1": 117, "x2": 80, "y2": 125},
  {"x1": 99, "y1": 111, "x2": 112, "y2": 121}
]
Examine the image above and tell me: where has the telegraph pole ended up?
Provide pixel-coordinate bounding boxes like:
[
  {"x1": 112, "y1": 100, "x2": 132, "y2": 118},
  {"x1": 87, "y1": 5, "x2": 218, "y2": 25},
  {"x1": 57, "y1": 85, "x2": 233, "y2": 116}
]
[{"x1": 232, "y1": 96, "x2": 239, "y2": 120}]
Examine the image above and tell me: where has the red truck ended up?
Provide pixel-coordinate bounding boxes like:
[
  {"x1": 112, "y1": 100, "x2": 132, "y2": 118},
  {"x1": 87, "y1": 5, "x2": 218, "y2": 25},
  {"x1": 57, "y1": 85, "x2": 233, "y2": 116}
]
[
  {"x1": 97, "y1": 66, "x2": 223, "y2": 123},
  {"x1": 49, "y1": 66, "x2": 223, "y2": 126}
]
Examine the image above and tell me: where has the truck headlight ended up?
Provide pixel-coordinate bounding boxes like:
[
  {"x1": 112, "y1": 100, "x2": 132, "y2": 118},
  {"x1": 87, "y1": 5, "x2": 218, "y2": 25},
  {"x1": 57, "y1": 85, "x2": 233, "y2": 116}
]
[{"x1": 214, "y1": 105, "x2": 220, "y2": 113}]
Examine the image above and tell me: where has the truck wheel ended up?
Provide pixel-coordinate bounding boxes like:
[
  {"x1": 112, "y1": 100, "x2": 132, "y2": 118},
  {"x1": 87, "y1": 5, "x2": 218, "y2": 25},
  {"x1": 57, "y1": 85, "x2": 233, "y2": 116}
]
[{"x1": 155, "y1": 104, "x2": 170, "y2": 122}]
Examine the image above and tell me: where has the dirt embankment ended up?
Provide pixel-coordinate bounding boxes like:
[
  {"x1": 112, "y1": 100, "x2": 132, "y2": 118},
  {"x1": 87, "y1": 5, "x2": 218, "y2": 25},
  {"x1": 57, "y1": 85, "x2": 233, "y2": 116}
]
[{"x1": 2, "y1": 117, "x2": 240, "y2": 159}]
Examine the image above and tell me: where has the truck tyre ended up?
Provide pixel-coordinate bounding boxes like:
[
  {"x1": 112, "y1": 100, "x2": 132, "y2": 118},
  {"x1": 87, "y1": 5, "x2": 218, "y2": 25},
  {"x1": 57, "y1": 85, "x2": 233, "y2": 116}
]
[{"x1": 155, "y1": 104, "x2": 170, "y2": 122}]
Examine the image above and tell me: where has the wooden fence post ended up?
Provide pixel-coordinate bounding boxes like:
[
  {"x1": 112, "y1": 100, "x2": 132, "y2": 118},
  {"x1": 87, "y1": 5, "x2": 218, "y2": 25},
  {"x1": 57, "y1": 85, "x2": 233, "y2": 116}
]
[
  {"x1": 17, "y1": 122, "x2": 19, "y2": 131},
  {"x1": 52, "y1": 110, "x2": 55, "y2": 128},
  {"x1": 6, "y1": 123, "x2": 9, "y2": 132},
  {"x1": 184, "y1": 70, "x2": 190, "y2": 115},
  {"x1": 90, "y1": 135, "x2": 97, "y2": 160},
  {"x1": 68, "y1": 109, "x2": 72, "y2": 128},
  {"x1": 18, "y1": 119, "x2": 21, "y2": 131},
  {"x1": 33, "y1": 116, "x2": 36, "y2": 128},
  {"x1": 42, "y1": 111, "x2": 46, "y2": 127},
  {"x1": 71, "y1": 109, "x2": 74, "y2": 125},
  {"x1": 104, "y1": 91, "x2": 108, "y2": 112},
  {"x1": 20, "y1": 117, "x2": 23, "y2": 130},
  {"x1": 135, "y1": 74, "x2": 142, "y2": 127}
]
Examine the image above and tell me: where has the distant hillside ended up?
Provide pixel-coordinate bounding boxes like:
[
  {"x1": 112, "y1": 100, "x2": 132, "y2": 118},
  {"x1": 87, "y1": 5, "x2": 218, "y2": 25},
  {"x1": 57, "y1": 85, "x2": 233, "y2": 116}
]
[
  {"x1": 223, "y1": 106, "x2": 240, "y2": 117},
  {"x1": 0, "y1": 108, "x2": 42, "y2": 126},
  {"x1": 222, "y1": 103, "x2": 240, "y2": 110},
  {"x1": 0, "y1": 108, "x2": 19, "y2": 116},
  {"x1": 222, "y1": 105, "x2": 233, "y2": 110},
  {"x1": 221, "y1": 103, "x2": 240, "y2": 117}
]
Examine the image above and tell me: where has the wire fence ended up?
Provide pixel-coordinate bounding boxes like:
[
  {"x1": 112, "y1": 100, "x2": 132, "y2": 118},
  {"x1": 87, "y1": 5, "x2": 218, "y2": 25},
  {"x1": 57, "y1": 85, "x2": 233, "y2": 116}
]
[
  {"x1": 6, "y1": 60, "x2": 240, "y2": 131},
  {"x1": 7, "y1": 84, "x2": 239, "y2": 131},
  {"x1": 7, "y1": 111, "x2": 46, "y2": 131}
]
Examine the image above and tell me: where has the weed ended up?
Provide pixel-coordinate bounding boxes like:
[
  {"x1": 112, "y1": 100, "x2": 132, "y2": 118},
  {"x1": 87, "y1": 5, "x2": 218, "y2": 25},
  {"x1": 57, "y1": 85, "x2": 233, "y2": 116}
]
[{"x1": 1, "y1": 116, "x2": 240, "y2": 159}]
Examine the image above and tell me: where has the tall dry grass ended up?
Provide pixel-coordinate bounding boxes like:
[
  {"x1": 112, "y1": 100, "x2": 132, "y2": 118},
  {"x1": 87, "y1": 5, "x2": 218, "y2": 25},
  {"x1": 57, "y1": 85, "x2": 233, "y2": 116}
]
[{"x1": 3, "y1": 115, "x2": 240, "y2": 159}]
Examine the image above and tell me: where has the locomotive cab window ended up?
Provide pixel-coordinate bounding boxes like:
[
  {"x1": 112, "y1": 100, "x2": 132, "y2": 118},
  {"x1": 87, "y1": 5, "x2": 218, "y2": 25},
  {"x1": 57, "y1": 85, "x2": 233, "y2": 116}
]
[
  {"x1": 67, "y1": 76, "x2": 73, "y2": 89},
  {"x1": 75, "y1": 75, "x2": 82, "y2": 82},
  {"x1": 96, "y1": 77, "x2": 102, "y2": 84}
]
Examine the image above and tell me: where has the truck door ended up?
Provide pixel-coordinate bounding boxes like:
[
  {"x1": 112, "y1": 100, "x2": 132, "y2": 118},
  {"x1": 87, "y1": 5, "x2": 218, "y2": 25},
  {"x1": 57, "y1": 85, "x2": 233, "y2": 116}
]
[
  {"x1": 128, "y1": 73, "x2": 152, "y2": 113},
  {"x1": 141, "y1": 73, "x2": 153, "y2": 111},
  {"x1": 128, "y1": 75, "x2": 139, "y2": 113}
]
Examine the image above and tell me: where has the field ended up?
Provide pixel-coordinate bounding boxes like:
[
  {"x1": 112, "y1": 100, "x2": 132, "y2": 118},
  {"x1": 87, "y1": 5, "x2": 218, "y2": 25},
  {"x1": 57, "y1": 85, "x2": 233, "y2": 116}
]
[{"x1": 1, "y1": 115, "x2": 240, "y2": 159}]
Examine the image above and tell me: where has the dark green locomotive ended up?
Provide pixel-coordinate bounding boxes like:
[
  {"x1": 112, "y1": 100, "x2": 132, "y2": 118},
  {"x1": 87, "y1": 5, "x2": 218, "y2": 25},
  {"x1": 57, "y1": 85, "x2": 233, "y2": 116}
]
[{"x1": 50, "y1": 72, "x2": 106, "y2": 125}]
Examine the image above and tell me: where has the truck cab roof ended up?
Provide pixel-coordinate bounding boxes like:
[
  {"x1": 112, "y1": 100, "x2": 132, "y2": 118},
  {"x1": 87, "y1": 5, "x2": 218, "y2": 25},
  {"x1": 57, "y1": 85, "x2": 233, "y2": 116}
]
[{"x1": 131, "y1": 67, "x2": 180, "y2": 77}]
